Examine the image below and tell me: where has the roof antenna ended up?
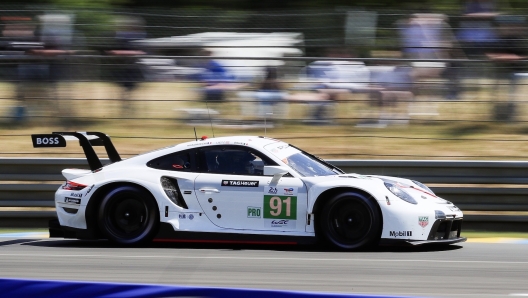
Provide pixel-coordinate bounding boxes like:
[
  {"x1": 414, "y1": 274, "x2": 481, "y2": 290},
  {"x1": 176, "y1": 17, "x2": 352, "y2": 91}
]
[
  {"x1": 193, "y1": 127, "x2": 197, "y2": 141},
  {"x1": 204, "y1": 100, "x2": 215, "y2": 138}
]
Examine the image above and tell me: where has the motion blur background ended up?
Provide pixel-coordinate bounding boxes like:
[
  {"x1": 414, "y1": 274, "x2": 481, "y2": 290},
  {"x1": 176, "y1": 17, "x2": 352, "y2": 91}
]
[{"x1": 2, "y1": 0, "x2": 528, "y2": 159}]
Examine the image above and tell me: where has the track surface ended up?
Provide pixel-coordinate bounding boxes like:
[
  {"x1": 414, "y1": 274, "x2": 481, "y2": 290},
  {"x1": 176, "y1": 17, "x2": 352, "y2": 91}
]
[{"x1": 0, "y1": 238, "x2": 527, "y2": 298}]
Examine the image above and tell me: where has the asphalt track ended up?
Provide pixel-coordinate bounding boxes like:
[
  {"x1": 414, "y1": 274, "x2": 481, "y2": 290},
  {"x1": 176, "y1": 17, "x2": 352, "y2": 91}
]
[{"x1": 0, "y1": 235, "x2": 527, "y2": 298}]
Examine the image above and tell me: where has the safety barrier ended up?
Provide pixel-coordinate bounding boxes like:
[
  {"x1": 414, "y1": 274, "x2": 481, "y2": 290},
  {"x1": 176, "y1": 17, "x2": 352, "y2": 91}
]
[{"x1": 1, "y1": 158, "x2": 528, "y2": 230}]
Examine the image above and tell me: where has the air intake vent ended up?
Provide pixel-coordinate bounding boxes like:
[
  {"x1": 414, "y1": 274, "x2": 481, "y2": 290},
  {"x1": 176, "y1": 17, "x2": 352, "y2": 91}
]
[{"x1": 160, "y1": 177, "x2": 188, "y2": 209}]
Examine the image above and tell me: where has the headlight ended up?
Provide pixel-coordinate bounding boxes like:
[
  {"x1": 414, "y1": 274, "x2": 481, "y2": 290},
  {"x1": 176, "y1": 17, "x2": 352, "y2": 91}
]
[
  {"x1": 412, "y1": 180, "x2": 435, "y2": 195},
  {"x1": 384, "y1": 181, "x2": 417, "y2": 204}
]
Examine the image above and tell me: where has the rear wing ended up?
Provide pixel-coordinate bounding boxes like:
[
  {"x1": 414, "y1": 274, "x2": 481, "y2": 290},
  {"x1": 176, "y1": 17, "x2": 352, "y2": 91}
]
[{"x1": 31, "y1": 132, "x2": 121, "y2": 171}]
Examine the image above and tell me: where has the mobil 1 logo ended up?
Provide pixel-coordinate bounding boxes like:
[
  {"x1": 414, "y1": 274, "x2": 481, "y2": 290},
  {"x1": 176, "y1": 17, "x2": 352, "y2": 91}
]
[{"x1": 31, "y1": 134, "x2": 66, "y2": 147}]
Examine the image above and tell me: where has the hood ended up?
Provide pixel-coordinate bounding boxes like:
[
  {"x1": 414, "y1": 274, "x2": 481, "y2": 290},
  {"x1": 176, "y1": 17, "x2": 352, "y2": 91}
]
[{"x1": 368, "y1": 175, "x2": 452, "y2": 205}]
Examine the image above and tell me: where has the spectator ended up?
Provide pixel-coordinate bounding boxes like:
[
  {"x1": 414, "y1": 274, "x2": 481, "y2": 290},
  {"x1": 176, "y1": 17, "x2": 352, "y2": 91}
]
[
  {"x1": 198, "y1": 50, "x2": 236, "y2": 102},
  {"x1": 399, "y1": 13, "x2": 464, "y2": 99},
  {"x1": 255, "y1": 67, "x2": 286, "y2": 120},
  {"x1": 107, "y1": 16, "x2": 146, "y2": 116},
  {"x1": 485, "y1": 16, "x2": 528, "y2": 121}
]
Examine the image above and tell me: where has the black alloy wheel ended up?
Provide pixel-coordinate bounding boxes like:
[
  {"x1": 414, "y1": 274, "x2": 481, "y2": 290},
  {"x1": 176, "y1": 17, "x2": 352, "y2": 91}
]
[
  {"x1": 98, "y1": 186, "x2": 159, "y2": 245},
  {"x1": 319, "y1": 192, "x2": 381, "y2": 250}
]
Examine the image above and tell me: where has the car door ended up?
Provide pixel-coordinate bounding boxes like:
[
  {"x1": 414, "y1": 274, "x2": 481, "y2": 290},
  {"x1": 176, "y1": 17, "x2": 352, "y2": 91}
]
[{"x1": 194, "y1": 145, "x2": 307, "y2": 232}]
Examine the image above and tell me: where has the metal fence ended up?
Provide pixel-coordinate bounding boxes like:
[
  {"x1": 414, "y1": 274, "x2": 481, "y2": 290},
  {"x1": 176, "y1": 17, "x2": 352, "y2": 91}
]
[
  {"x1": 1, "y1": 158, "x2": 528, "y2": 231},
  {"x1": 2, "y1": 7, "x2": 528, "y2": 131}
]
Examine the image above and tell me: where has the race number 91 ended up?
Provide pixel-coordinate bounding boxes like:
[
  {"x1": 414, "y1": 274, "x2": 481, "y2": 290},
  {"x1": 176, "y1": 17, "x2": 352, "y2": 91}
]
[{"x1": 263, "y1": 195, "x2": 297, "y2": 220}]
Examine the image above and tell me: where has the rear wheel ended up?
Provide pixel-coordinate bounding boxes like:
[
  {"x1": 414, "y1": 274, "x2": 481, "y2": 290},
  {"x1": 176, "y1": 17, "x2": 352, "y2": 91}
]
[
  {"x1": 319, "y1": 192, "x2": 381, "y2": 250},
  {"x1": 98, "y1": 186, "x2": 159, "y2": 245}
]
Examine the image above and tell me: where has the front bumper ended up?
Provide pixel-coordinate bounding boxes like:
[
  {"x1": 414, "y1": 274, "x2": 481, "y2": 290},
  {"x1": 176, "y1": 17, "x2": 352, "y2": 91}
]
[
  {"x1": 380, "y1": 217, "x2": 465, "y2": 246},
  {"x1": 379, "y1": 236, "x2": 466, "y2": 246}
]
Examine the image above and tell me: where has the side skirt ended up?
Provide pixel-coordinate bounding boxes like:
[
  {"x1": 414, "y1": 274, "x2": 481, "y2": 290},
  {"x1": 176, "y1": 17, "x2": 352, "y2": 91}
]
[{"x1": 153, "y1": 222, "x2": 316, "y2": 246}]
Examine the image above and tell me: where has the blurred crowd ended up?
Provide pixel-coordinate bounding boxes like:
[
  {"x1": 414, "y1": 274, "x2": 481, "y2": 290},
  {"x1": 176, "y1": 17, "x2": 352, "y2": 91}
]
[{"x1": 1, "y1": 0, "x2": 528, "y2": 126}]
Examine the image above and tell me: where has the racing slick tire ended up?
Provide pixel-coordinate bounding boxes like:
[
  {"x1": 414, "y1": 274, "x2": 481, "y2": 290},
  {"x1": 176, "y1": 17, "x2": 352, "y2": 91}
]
[
  {"x1": 98, "y1": 185, "x2": 159, "y2": 245},
  {"x1": 319, "y1": 191, "x2": 381, "y2": 250}
]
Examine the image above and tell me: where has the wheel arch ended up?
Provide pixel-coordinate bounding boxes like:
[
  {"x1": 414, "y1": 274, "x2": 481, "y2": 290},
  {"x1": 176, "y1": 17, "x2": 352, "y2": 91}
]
[
  {"x1": 85, "y1": 182, "x2": 160, "y2": 238},
  {"x1": 311, "y1": 187, "x2": 383, "y2": 238}
]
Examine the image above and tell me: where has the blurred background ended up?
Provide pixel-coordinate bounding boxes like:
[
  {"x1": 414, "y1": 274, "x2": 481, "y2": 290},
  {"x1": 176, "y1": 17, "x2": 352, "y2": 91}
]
[{"x1": 3, "y1": 0, "x2": 528, "y2": 159}]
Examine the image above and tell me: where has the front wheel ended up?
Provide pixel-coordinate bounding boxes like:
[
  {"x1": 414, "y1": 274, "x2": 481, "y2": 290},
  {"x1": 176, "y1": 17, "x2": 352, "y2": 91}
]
[
  {"x1": 318, "y1": 192, "x2": 381, "y2": 250},
  {"x1": 98, "y1": 186, "x2": 159, "y2": 245}
]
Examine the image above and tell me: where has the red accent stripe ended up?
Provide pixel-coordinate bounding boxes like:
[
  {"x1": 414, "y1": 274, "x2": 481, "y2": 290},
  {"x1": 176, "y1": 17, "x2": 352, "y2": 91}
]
[
  {"x1": 153, "y1": 238, "x2": 298, "y2": 245},
  {"x1": 408, "y1": 185, "x2": 437, "y2": 198}
]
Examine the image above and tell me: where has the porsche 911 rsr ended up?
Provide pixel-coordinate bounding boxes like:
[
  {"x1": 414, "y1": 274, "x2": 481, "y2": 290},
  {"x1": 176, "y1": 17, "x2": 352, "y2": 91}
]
[{"x1": 32, "y1": 132, "x2": 465, "y2": 250}]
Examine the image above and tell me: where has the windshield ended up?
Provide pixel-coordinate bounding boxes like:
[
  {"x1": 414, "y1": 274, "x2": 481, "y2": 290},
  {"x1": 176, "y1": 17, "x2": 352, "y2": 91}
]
[{"x1": 264, "y1": 142, "x2": 338, "y2": 177}]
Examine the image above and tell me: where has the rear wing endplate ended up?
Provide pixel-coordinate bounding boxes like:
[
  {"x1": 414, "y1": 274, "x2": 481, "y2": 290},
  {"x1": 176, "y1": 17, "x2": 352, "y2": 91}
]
[{"x1": 31, "y1": 132, "x2": 121, "y2": 171}]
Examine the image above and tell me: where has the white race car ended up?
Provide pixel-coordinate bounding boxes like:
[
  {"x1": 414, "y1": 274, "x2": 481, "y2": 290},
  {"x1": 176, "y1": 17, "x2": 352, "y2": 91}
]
[{"x1": 32, "y1": 132, "x2": 465, "y2": 250}]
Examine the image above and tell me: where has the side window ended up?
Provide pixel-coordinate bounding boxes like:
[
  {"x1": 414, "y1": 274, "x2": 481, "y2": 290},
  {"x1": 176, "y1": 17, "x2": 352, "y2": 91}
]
[
  {"x1": 147, "y1": 149, "x2": 194, "y2": 171},
  {"x1": 199, "y1": 146, "x2": 277, "y2": 175}
]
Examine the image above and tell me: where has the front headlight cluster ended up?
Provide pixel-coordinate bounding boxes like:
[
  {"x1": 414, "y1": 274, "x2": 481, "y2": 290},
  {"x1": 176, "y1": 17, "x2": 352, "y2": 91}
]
[{"x1": 384, "y1": 181, "x2": 417, "y2": 205}]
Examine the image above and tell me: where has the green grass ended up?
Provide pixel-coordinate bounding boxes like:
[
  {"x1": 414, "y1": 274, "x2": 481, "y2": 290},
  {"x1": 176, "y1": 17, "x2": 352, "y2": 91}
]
[
  {"x1": 0, "y1": 228, "x2": 48, "y2": 234},
  {"x1": 462, "y1": 231, "x2": 528, "y2": 239},
  {"x1": 1, "y1": 80, "x2": 528, "y2": 160}
]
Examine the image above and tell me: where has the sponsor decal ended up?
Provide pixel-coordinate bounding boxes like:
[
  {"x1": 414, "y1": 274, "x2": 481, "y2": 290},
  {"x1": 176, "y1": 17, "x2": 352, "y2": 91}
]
[
  {"x1": 271, "y1": 220, "x2": 289, "y2": 227},
  {"x1": 31, "y1": 134, "x2": 66, "y2": 147},
  {"x1": 85, "y1": 185, "x2": 95, "y2": 195},
  {"x1": 179, "y1": 214, "x2": 186, "y2": 219},
  {"x1": 267, "y1": 187, "x2": 278, "y2": 194},
  {"x1": 221, "y1": 180, "x2": 259, "y2": 187},
  {"x1": 265, "y1": 219, "x2": 295, "y2": 229},
  {"x1": 233, "y1": 142, "x2": 248, "y2": 146},
  {"x1": 247, "y1": 207, "x2": 261, "y2": 218},
  {"x1": 189, "y1": 214, "x2": 194, "y2": 220},
  {"x1": 64, "y1": 197, "x2": 81, "y2": 204},
  {"x1": 70, "y1": 192, "x2": 82, "y2": 198},
  {"x1": 283, "y1": 188, "x2": 294, "y2": 195},
  {"x1": 186, "y1": 142, "x2": 212, "y2": 147},
  {"x1": 215, "y1": 141, "x2": 230, "y2": 144},
  {"x1": 419, "y1": 216, "x2": 429, "y2": 228},
  {"x1": 389, "y1": 231, "x2": 412, "y2": 237},
  {"x1": 421, "y1": 195, "x2": 427, "y2": 200},
  {"x1": 386, "y1": 196, "x2": 391, "y2": 205}
]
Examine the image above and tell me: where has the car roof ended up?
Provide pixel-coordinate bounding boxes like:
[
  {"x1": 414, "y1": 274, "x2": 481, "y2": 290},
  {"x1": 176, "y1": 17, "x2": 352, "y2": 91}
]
[{"x1": 133, "y1": 135, "x2": 286, "y2": 161}]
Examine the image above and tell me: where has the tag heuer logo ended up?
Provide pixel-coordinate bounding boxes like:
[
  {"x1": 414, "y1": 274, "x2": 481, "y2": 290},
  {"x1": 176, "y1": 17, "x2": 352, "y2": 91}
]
[
  {"x1": 419, "y1": 216, "x2": 429, "y2": 228},
  {"x1": 221, "y1": 180, "x2": 259, "y2": 187}
]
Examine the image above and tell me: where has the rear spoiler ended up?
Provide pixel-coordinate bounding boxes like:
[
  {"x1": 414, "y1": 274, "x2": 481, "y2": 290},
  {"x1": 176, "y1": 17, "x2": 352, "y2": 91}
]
[{"x1": 31, "y1": 132, "x2": 121, "y2": 171}]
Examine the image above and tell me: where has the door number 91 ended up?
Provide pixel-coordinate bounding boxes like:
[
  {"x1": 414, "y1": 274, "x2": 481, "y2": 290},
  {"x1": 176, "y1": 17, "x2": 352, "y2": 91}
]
[{"x1": 263, "y1": 195, "x2": 297, "y2": 220}]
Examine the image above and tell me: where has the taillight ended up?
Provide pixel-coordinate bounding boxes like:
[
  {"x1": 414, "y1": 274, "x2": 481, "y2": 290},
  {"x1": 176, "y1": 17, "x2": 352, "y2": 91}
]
[{"x1": 62, "y1": 181, "x2": 87, "y2": 191}]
